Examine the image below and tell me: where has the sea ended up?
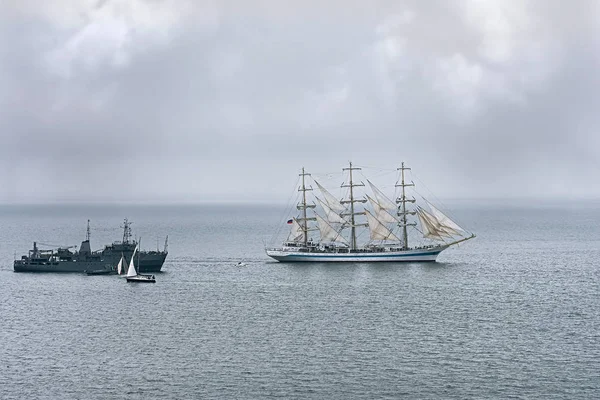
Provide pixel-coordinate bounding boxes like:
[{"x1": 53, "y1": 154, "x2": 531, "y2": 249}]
[{"x1": 0, "y1": 202, "x2": 598, "y2": 399}]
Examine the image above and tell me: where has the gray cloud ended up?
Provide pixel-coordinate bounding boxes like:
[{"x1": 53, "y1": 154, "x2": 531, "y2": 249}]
[{"x1": 1, "y1": 0, "x2": 599, "y2": 203}]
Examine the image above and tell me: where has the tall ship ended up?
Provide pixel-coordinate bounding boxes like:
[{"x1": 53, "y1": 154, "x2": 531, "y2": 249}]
[
  {"x1": 101, "y1": 219, "x2": 168, "y2": 273},
  {"x1": 266, "y1": 162, "x2": 475, "y2": 262},
  {"x1": 14, "y1": 221, "x2": 113, "y2": 273}
]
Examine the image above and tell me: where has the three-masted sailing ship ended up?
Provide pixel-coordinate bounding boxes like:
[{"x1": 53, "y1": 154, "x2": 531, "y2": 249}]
[{"x1": 266, "y1": 162, "x2": 475, "y2": 262}]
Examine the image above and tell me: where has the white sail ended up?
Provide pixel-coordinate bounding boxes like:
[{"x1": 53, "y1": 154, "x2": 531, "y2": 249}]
[
  {"x1": 366, "y1": 194, "x2": 398, "y2": 223},
  {"x1": 286, "y1": 218, "x2": 306, "y2": 243},
  {"x1": 315, "y1": 214, "x2": 348, "y2": 244},
  {"x1": 416, "y1": 209, "x2": 434, "y2": 238},
  {"x1": 417, "y1": 208, "x2": 444, "y2": 239},
  {"x1": 416, "y1": 207, "x2": 455, "y2": 239},
  {"x1": 314, "y1": 180, "x2": 346, "y2": 213},
  {"x1": 426, "y1": 201, "x2": 465, "y2": 235},
  {"x1": 316, "y1": 196, "x2": 347, "y2": 225},
  {"x1": 117, "y1": 255, "x2": 124, "y2": 275},
  {"x1": 126, "y1": 246, "x2": 138, "y2": 277},
  {"x1": 367, "y1": 180, "x2": 397, "y2": 210},
  {"x1": 364, "y1": 210, "x2": 401, "y2": 242}
]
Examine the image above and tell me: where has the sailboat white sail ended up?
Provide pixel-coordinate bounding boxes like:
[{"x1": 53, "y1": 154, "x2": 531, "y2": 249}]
[
  {"x1": 266, "y1": 162, "x2": 475, "y2": 262},
  {"x1": 416, "y1": 205, "x2": 462, "y2": 239},
  {"x1": 125, "y1": 244, "x2": 156, "y2": 282},
  {"x1": 116, "y1": 254, "x2": 125, "y2": 275},
  {"x1": 315, "y1": 214, "x2": 348, "y2": 244},
  {"x1": 426, "y1": 201, "x2": 466, "y2": 235},
  {"x1": 316, "y1": 196, "x2": 347, "y2": 225},
  {"x1": 366, "y1": 194, "x2": 399, "y2": 223},
  {"x1": 367, "y1": 180, "x2": 397, "y2": 210},
  {"x1": 314, "y1": 180, "x2": 346, "y2": 213},
  {"x1": 416, "y1": 207, "x2": 448, "y2": 239},
  {"x1": 126, "y1": 246, "x2": 138, "y2": 278},
  {"x1": 364, "y1": 210, "x2": 401, "y2": 242},
  {"x1": 287, "y1": 218, "x2": 306, "y2": 243}
]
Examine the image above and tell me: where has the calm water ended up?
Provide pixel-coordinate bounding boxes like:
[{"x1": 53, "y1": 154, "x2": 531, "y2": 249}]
[{"x1": 0, "y1": 203, "x2": 598, "y2": 399}]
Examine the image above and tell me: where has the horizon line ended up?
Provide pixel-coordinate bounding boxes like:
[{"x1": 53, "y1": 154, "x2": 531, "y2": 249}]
[{"x1": 1, "y1": 196, "x2": 600, "y2": 207}]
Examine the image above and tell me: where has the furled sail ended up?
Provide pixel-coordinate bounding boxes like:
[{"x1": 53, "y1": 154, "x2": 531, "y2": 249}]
[
  {"x1": 287, "y1": 218, "x2": 306, "y2": 243},
  {"x1": 126, "y1": 246, "x2": 138, "y2": 277},
  {"x1": 315, "y1": 214, "x2": 348, "y2": 244},
  {"x1": 426, "y1": 201, "x2": 465, "y2": 235},
  {"x1": 366, "y1": 194, "x2": 398, "y2": 223},
  {"x1": 316, "y1": 196, "x2": 347, "y2": 225},
  {"x1": 367, "y1": 180, "x2": 397, "y2": 210},
  {"x1": 314, "y1": 180, "x2": 346, "y2": 213},
  {"x1": 364, "y1": 210, "x2": 401, "y2": 242}
]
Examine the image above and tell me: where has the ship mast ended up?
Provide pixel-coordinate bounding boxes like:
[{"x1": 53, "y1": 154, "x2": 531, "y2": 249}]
[
  {"x1": 341, "y1": 162, "x2": 366, "y2": 250},
  {"x1": 122, "y1": 219, "x2": 132, "y2": 244},
  {"x1": 86, "y1": 219, "x2": 91, "y2": 241},
  {"x1": 395, "y1": 162, "x2": 416, "y2": 249},
  {"x1": 298, "y1": 167, "x2": 316, "y2": 247}
]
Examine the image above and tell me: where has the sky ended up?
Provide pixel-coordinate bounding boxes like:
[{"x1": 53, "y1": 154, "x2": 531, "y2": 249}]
[{"x1": 1, "y1": 0, "x2": 599, "y2": 203}]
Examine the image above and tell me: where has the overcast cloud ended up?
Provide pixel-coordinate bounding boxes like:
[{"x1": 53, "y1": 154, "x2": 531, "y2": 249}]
[{"x1": 1, "y1": 0, "x2": 599, "y2": 203}]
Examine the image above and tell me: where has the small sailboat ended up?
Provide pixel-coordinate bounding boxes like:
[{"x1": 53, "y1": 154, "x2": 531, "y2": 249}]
[{"x1": 126, "y1": 245, "x2": 156, "y2": 283}]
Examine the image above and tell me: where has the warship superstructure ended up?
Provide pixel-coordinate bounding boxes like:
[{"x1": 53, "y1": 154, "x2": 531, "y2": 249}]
[
  {"x1": 14, "y1": 221, "x2": 113, "y2": 273},
  {"x1": 101, "y1": 219, "x2": 168, "y2": 273},
  {"x1": 13, "y1": 219, "x2": 168, "y2": 273}
]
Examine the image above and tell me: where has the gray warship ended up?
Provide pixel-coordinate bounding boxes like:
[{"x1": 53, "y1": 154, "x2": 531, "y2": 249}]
[
  {"x1": 13, "y1": 219, "x2": 168, "y2": 274},
  {"x1": 101, "y1": 219, "x2": 168, "y2": 273},
  {"x1": 14, "y1": 222, "x2": 113, "y2": 273}
]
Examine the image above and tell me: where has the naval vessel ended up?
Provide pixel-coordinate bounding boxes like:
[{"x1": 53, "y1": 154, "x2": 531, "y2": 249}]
[
  {"x1": 101, "y1": 219, "x2": 168, "y2": 273},
  {"x1": 13, "y1": 219, "x2": 168, "y2": 273},
  {"x1": 14, "y1": 222, "x2": 113, "y2": 273}
]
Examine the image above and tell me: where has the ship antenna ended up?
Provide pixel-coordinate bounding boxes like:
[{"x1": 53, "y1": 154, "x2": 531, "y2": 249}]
[
  {"x1": 342, "y1": 162, "x2": 366, "y2": 251},
  {"x1": 396, "y1": 162, "x2": 416, "y2": 249},
  {"x1": 86, "y1": 219, "x2": 91, "y2": 242},
  {"x1": 122, "y1": 219, "x2": 132, "y2": 244}
]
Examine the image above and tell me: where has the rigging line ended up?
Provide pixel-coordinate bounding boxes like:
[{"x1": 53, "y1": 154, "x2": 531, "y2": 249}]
[
  {"x1": 412, "y1": 184, "x2": 471, "y2": 236},
  {"x1": 270, "y1": 173, "x2": 302, "y2": 246},
  {"x1": 354, "y1": 164, "x2": 397, "y2": 172},
  {"x1": 358, "y1": 168, "x2": 397, "y2": 179},
  {"x1": 411, "y1": 171, "x2": 457, "y2": 214}
]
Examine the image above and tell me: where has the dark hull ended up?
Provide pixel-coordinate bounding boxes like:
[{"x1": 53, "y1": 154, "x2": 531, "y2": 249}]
[
  {"x1": 102, "y1": 244, "x2": 167, "y2": 273},
  {"x1": 14, "y1": 261, "x2": 113, "y2": 273},
  {"x1": 86, "y1": 269, "x2": 115, "y2": 275},
  {"x1": 138, "y1": 252, "x2": 167, "y2": 273},
  {"x1": 126, "y1": 274, "x2": 156, "y2": 283}
]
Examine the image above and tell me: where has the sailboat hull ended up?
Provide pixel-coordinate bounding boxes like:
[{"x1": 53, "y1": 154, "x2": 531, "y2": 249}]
[
  {"x1": 126, "y1": 274, "x2": 156, "y2": 283},
  {"x1": 266, "y1": 246, "x2": 446, "y2": 263}
]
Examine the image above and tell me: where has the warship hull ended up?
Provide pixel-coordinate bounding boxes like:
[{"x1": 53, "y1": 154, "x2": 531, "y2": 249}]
[
  {"x1": 266, "y1": 246, "x2": 445, "y2": 263},
  {"x1": 102, "y1": 246, "x2": 167, "y2": 273},
  {"x1": 13, "y1": 220, "x2": 168, "y2": 274},
  {"x1": 138, "y1": 252, "x2": 168, "y2": 272},
  {"x1": 14, "y1": 260, "x2": 113, "y2": 273}
]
